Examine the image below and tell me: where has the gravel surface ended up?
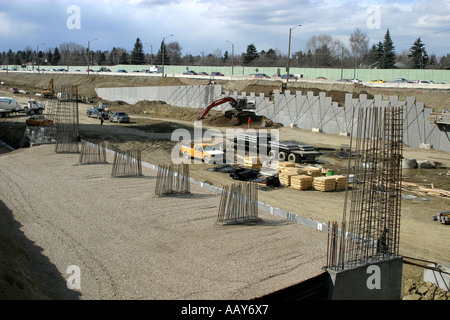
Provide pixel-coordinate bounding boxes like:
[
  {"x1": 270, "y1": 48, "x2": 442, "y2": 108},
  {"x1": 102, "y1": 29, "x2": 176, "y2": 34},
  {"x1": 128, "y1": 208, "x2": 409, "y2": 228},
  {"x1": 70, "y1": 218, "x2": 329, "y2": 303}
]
[{"x1": 0, "y1": 144, "x2": 327, "y2": 299}]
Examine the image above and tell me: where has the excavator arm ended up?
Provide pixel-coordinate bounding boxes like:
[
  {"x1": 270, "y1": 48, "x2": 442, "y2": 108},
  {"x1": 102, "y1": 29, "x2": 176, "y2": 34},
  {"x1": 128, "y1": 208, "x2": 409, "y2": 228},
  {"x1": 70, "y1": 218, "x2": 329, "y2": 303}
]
[{"x1": 197, "y1": 97, "x2": 237, "y2": 120}]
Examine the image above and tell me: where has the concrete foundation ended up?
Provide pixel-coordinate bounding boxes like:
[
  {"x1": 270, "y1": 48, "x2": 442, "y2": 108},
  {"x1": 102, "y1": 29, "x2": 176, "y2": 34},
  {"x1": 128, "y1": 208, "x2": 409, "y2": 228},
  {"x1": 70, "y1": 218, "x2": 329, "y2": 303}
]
[
  {"x1": 327, "y1": 256, "x2": 403, "y2": 300},
  {"x1": 424, "y1": 264, "x2": 450, "y2": 292}
]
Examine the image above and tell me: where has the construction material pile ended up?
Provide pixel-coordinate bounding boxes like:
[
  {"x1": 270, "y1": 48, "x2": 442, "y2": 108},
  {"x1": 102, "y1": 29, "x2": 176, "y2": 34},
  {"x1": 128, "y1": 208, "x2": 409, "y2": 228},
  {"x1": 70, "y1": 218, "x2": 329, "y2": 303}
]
[
  {"x1": 243, "y1": 156, "x2": 262, "y2": 170},
  {"x1": 290, "y1": 175, "x2": 313, "y2": 191},
  {"x1": 277, "y1": 162, "x2": 348, "y2": 192}
]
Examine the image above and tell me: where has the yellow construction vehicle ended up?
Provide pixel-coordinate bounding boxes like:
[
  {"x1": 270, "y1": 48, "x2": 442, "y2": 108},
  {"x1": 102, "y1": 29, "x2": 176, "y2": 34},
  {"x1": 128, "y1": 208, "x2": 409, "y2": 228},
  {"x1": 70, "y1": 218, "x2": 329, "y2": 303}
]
[{"x1": 42, "y1": 78, "x2": 54, "y2": 98}]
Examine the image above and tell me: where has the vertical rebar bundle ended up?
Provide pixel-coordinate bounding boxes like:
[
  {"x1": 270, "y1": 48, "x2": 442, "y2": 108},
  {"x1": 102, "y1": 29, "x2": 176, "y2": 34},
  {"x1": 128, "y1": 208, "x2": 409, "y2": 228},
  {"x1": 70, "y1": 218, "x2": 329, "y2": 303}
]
[
  {"x1": 155, "y1": 164, "x2": 191, "y2": 196},
  {"x1": 55, "y1": 85, "x2": 80, "y2": 153},
  {"x1": 111, "y1": 150, "x2": 143, "y2": 177},
  {"x1": 327, "y1": 104, "x2": 404, "y2": 271},
  {"x1": 79, "y1": 140, "x2": 107, "y2": 164},
  {"x1": 217, "y1": 182, "x2": 260, "y2": 225}
]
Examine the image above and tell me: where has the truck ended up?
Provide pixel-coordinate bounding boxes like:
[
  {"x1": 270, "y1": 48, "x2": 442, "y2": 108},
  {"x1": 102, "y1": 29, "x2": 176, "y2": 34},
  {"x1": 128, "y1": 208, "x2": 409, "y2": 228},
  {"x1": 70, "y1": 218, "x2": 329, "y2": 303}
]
[
  {"x1": 109, "y1": 111, "x2": 130, "y2": 123},
  {"x1": 232, "y1": 132, "x2": 320, "y2": 163},
  {"x1": 24, "y1": 99, "x2": 45, "y2": 115},
  {"x1": 181, "y1": 143, "x2": 225, "y2": 164},
  {"x1": 0, "y1": 97, "x2": 23, "y2": 117}
]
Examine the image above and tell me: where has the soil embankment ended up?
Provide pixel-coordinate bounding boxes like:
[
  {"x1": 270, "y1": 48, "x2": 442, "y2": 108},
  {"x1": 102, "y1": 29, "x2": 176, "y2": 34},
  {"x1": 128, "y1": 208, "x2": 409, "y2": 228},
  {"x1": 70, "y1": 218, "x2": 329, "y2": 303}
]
[{"x1": 1, "y1": 72, "x2": 449, "y2": 111}]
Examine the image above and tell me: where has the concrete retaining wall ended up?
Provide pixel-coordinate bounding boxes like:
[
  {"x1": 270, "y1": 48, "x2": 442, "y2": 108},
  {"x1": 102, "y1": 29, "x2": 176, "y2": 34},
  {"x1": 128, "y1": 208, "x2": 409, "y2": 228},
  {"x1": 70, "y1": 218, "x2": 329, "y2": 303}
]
[{"x1": 95, "y1": 85, "x2": 449, "y2": 152}]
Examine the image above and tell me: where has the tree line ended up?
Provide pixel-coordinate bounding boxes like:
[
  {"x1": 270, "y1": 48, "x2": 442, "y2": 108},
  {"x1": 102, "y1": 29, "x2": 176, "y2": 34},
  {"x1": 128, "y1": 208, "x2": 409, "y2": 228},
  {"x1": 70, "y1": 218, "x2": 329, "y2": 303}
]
[{"x1": 1, "y1": 31, "x2": 449, "y2": 70}]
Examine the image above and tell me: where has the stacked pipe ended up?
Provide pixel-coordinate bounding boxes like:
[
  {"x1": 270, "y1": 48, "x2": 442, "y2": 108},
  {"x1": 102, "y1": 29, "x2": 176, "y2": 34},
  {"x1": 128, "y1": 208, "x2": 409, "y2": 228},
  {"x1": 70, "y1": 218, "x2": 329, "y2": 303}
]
[
  {"x1": 79, "y1": 140, "x2": 107, "y2": 164},
  {"x1": 217, "y1": 182, "x2": 260, "y2": 225},
  {"x1": 111, "y1": 150, "x2": 143, "y2": 177},
  {"x1": 154, "y1": 164, "x2": 190, "y2": 196},
  {"x1": 327, "y1": 103, "x2": 404, "y2": 271},
  {"x1": 55, "y1": 85, "x2": 80, "y2": 153}
]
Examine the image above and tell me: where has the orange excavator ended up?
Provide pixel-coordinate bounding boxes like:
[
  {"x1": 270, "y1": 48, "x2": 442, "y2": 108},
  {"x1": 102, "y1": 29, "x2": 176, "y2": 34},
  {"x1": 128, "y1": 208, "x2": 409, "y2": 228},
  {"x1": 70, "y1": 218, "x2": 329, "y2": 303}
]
[{"x1": 197, "y1": 97, "x2": 255, "y2": 120}]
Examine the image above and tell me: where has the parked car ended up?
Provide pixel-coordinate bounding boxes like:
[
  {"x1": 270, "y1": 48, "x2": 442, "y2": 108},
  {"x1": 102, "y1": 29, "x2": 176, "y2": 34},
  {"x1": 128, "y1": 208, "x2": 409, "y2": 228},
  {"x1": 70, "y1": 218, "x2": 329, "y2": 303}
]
[
  {"x1": 272, "y1": 74, "x2": 281, "y2": 78},
  {"x1": 252, "y1": 73, "x2": 271, "y2": 78},
  {"x1": 417, "y1": 80, "x2": 434, "y2": 84},
  {"x1": 281, "y1": 74, "x2": 298, "y2": 80},
  {"x1": 198, "y1": 72, "x2": 208, "y2": 75},
  {"x1": 26, "y1": 115, "x2": 54, "y2": 126},
  {"x1": 8, "y1": 87, "x2": 19, "y2": 94},
  {"x1": 370, "y1": 79, "x2": 385, "y2": 83},
  {"x1": 117, "y1": 69, "x2": 127, "y2": 73},
  {"x1": 316, "y1": 76, "x2": 327, "y2": 80},
  {"x1": 350, "y1": 78, "x2": 362, "y2": 84},
  {"x1": 394, "y1": 78, "x2": 411, "y2": 83},
  {"x1": 86, "y1": 107, "x2": 108, "y2": 119},
  {"x1": 211, "y1": 72, "x2": 224, "y2": 76},
  {"x1": 109, "y1": 111, "x2": 130, "y2": 123},
  {"x1": 183, "y1": 70, "x2": 197, "y2": 75}
]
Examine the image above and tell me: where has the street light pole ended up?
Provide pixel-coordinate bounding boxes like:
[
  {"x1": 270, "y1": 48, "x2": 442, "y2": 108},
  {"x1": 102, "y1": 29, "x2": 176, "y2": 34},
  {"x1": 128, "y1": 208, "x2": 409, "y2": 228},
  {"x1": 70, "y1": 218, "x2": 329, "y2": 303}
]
[
  {"x1": 286, "y1": 24, "x2": 301, "y2": 85},
  {"x1": 226, "y1": 40, "x2": 234, "y2": 76},
  {"x1": 162, "y1": 34, "x2": 173, "y2": 77},
  {"x1": 145, "y1": 42, "x2": 153, "y2": 70},
  {"x1": 87, "y1": 38, "x2": 97, "y2": 75}
]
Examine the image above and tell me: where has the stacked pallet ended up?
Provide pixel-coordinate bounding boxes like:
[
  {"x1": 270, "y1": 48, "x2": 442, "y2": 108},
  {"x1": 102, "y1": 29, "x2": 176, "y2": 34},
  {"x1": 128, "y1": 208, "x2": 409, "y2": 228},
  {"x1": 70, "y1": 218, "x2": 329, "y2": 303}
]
[
  {"x1": 290, "y1": 175, "x2": 314, "y2": 190},
  {"x1": 298, "y1": 166, "x2": 322, "y2": 177},
  {"x1": 313, "y1": 176, "x2": 336, "y2": 192},
  {"x1": 279, "y1": 171, "x2": 300, "y2": 186},
  {"x1": 277, "y1": 162, "x2": 296, "y2": 173},
  {"x1": 334, "y1": 175, "x2": 348, "y2": 191},
  {"x1": 244, "y1": 156, "x2": 262, "y2": 169}
]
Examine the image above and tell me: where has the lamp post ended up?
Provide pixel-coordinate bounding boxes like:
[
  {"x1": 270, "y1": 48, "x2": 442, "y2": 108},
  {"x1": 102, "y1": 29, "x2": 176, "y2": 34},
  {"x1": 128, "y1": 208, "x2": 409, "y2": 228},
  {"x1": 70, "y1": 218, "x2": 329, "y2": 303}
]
[
  {"x1": 226, "y1": 40, "x2": 234, "y2": 76},
  {"x1": 36, "y1": 43, "x2": 45, "y2": 72},
  {"x1": 162, "y1": 34, "x2": 173, "y2": 77},
  {"x1": 145, "y1": 42, "x2": 153, "y2": 70},
  {"x1": 286, "y1": 24, "x2": 301, "y2": 85},
  {"x1": 87, "y1": 38, "x2": 97, "y2": 75}
]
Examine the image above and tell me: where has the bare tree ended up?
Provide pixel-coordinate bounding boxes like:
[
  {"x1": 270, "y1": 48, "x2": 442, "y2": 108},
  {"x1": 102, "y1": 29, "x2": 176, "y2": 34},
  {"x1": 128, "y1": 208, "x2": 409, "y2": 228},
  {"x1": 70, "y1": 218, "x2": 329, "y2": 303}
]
[
  {"x1": 349, "y1": 28, "x2": 369, "y2": 65},
  {"x1": 166, "y1": 41, "x2": 183, "y2": 65},
  {"x1": 306, "y1": 35, "x2": 346, "y2": 67}
]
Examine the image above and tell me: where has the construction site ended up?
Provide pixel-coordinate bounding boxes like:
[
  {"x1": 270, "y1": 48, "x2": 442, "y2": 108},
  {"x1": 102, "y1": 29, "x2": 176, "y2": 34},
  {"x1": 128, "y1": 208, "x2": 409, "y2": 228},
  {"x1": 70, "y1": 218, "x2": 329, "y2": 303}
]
[{"x1": 0, "y1": 71, "x2": 449, "y2": 302}]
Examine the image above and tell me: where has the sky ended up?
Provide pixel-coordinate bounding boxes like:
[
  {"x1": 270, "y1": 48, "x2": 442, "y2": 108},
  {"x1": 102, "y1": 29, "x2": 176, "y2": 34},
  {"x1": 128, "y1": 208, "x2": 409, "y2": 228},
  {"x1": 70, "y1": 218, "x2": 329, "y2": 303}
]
[{"x1": 0, "y1": 0, "x2": 449, "y2": 57}]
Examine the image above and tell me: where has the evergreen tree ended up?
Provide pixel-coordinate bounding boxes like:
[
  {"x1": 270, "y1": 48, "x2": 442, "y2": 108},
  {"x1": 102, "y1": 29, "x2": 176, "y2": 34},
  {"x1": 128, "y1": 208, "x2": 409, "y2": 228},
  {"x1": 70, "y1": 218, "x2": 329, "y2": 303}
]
[
  {"x1": 52, "y1": 47, "x2": 61, "y2": 65},
  {"x1": 131, "y1": 37, "x2": 146, "y2": 65},
  {"x1": 47, "y1": 51, "x2": 53, "y2": 65},
  {"x1": 155, "y1": 41, "x2": 169, "y2": 65},
  {"x1": 98, "y1": 52, "x2": 107, "y2": 66},
  {"x1": 243, "y1": 44, "x2": 259, "y2": 65},
  {"x1": 266, "y1": 48, "x2": 277, "y2": 61},
  {"x1": 408, "y1": 37, "x2": 429, "y2": 69},
  {"x1": 119, "y1": 51, "x2": 130, "y2": 64},
  {"x1": 315, "y1": 44, "x2": 334, "y2": 67},
  {"x1": 381, "y1": 29, "x2": 396, "y2": 68}
]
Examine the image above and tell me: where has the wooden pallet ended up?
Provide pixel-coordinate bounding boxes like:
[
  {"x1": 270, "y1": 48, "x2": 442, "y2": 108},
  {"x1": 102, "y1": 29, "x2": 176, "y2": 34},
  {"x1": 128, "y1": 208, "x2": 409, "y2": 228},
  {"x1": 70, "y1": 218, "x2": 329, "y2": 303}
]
[
  {"x1": 290, "y1": 175, "x2": 314, "y2": 190},
  {"x1": 313, "y1": 176, "x2": 336, "y2": 192}
]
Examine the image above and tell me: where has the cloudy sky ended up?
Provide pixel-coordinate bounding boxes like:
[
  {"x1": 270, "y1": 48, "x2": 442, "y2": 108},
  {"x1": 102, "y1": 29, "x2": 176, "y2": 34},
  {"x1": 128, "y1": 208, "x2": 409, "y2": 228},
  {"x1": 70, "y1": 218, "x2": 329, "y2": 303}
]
[{"x1": 1, "y1": 0, "x2": 449, "y2": 57}]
